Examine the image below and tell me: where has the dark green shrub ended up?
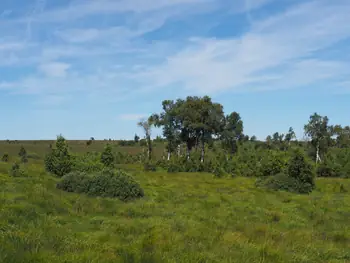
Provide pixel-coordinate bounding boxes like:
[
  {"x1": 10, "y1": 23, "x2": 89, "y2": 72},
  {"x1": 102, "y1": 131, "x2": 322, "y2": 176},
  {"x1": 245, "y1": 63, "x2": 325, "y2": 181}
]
[
  {"x1": 167, "y1": 162, "x2": 183, "y2": 173},
  {"x1": 56, "y1": 171, "x2": 91, "y2": 193},
  {"x1": 57, "y1": 170, "x2": 144, "y2": 201},
  {"x1": 143, "y1": 162, "x2": 156, "y2": 172},
  {"x1": 259, "y1": 151, "x2": 286, "y2": 177},
  {"x1": 73, "y1": 152, "x2": 104, "y2": 173},
  {"x1": 9, "y1": 163, "x2": 27, "y2": 177},
  {"x1": 45, "y1": 135, "x2": 73, "y2": 177},
  {"x1": 2, "y1": 153, "x2": 9, "y2": 162},
  {"x1": 316, "y1": 150, "x2": 349, "y2": 178},
  {"x1": 101, "y1": 144, "x2": 115, "y2": 167},
  {"x1": 213, "y1": 166, "x2": 225, "y2": 178},
  {"x1": 21, "y1": 155, "x2": 28, "y2": 163},
  {"x1": 18, "y1": 146, "x2": 27, "y2": 158},
  {"x1": 257, "y1": 150, "x2": 315, "y2": 194},
  {"x1": 256, "y1": 173, "x2": 312, "y2": 194},
  {"x1": 27, "y1": 153, "x2": 41, "y2": 160},
  {"x1": 288, "y1": 150, "x2": 315, "y2": 189}
]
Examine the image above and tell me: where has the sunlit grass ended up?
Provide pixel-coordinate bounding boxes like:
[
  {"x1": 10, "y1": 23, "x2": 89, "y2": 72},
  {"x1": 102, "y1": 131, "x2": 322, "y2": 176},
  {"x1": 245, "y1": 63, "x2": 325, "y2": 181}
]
[{"x1": 0, "y1": 158, "x2": 349, "y2": 262}]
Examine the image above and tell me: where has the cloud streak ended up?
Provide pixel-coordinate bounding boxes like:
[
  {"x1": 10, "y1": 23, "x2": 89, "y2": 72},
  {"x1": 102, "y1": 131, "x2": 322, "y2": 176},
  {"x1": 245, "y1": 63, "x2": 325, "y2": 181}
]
[{"x1": 1, "y1": 0, "x2": 350, "y2": 104}]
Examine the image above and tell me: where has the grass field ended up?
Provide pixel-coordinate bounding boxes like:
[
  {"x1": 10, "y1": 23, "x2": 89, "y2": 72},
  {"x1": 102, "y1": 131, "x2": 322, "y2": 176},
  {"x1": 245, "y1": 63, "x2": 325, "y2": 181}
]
[{"x1": 0, "y1": 141, "x2": 349, "y2": 262}]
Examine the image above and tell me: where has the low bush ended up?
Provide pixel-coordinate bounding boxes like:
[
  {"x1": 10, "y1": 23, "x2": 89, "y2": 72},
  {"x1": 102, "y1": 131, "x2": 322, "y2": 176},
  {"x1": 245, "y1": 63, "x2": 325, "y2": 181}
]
[
  {"x1": 257, "y1": 150, "x2": 315, "y2": 194},
  {"x1": 9, "y1": 163, "x2": 27, "y2": 177},
  {"x1": 101, "y1": 144, "x2": 115, "y2": 167},
  {"x1": 259, "y1": 151, "x2": 287, "y2": 177},
  {"x1": 27, "y1": 153, "x2": 41, "y2": 160},
  {"x1": 73, "y1": 152, "x2": 104, "y2": 173},
  {"x1": 45, "y1": 135, "x2": 73, "y2": 177},
  {"x1": 143, "y1": 162, "x2": 156, "y2": 172},
  {"x1": 57, "y1": 169, "x2": 144, "y2": 201},
  {"x1": 213, "y1": 166, "x2": 225, "y2": 178},
  {"x1": 2, "y1": 153, "x2": 9, "y2": 162}
]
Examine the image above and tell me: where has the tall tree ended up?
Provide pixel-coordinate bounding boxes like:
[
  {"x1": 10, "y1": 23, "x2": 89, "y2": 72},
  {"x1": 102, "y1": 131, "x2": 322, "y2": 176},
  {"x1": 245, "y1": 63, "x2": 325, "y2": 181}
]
[
  {"x1": 333, "y1": 125, "x2": 350, "y2": 148},
  {"x1": 138, "y1": 118, "x2": 154, "y2": 160},
  {"x1": 304, "y1": 113, "x2": 333, "y2": 164},
  {"x1": 151, "y1": 100, "x2": 181, "y2": 161},
  {"x1": 221, "y1": 112, "x2": 243, "y2": 158},
  {"x1": 175, "y1": 96, "x2": 225, "y2": 162},
  {"x1": 285, "y1": 127, "x2": 296, "y2": 146},
  {"x1": 134, "y1": 134, "x2": 140, "y2": 143}
]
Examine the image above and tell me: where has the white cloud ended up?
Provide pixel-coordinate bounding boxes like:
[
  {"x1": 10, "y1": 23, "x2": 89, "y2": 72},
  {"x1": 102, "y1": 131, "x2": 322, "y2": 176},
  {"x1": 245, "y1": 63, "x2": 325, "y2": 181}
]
[
  {"x1": 38, "y1": 62, "x2": 71, "y2": 77},
  {"x1": 119, "y1": 114, "x2": 147, "y2": 121},
  {"x1": 135, "y1": 0, "x2": 350, "y2": 94},
  {"x1": 1, "y1": 0, "x2": 350, "y2": 101}
]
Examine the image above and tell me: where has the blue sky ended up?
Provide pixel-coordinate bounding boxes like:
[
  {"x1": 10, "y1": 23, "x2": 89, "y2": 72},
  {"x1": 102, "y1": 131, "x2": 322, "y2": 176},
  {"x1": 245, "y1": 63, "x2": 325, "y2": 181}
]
[{"x1": 0, "y1": 0, "x2": 349, "y2": 140}]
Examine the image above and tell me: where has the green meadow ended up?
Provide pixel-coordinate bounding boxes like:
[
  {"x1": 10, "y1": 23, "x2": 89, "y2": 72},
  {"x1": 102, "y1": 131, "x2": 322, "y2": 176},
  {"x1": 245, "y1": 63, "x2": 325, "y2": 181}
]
[{"x1": 0, "y1": 141, "x2": 349, "y2": 263}]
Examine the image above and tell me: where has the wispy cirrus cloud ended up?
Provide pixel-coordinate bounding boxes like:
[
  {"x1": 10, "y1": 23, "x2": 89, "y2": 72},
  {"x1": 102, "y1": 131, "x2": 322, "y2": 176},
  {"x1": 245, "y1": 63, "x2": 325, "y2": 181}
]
[
  {"x1": 1, "y1": 0, "x2": 350, "y2": 102},
  {"x1": 38, "y1": 62, "x2": 71, "y2": 77},
  {"x1": 118, "y1": 114, "x2": 147, "y2": 121}
]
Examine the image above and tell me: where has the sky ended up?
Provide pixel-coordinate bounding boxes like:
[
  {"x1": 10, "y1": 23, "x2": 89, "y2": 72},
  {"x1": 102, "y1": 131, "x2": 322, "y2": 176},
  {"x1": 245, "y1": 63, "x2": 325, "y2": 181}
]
[{"x1": 0, "y1": 0, "x2": 349, "y2": 140}]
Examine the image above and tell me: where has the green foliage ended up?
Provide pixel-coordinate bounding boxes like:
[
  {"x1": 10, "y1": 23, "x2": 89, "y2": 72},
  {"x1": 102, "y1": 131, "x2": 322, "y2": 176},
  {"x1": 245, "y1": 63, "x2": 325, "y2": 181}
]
[
  {"x1": 258, "y1": 150, "x2": 315, "y2": 194},
  {"x1": 259, "y1": 151, "x2": 287, "y2": 177},
  {"x1": 1, "y1": 153, "x2": 9, "y2": 162},
  {"x1": 73, "y1": 152, "x2": 104, "y2": 173},
  {"x1": 143, "y1": 161, "x2": 157, "y2": 172},
  {"x1": 316, "y1": 149, "x2": 350, "y2": 178},
  {"x1": 56, "y1": 170, "x2": 144, "y2": 201},
  {"x1": 18, "y1": 146, "x2": 28, "y2": 163},
  {"x1": 27, "y1": 152, "x2": 41, "y2": 160},
  {"x1": 18, "y1": 146, "x2": 27, "y2": 158},
  {"x1": 45, "y1": 135, "x2": 73, "y2": 177},
  {"x1": 257, "y1": 173, "x2": 314, "y2": 194},
  {"x1": 100, "y1": 144, "x2": 115, "y2": 167},
  {"x1": 9, "y1": 163, "x2": 27, "y2": 177},
  {"x1": 213, "y1": 166, "x2": 225, "y2": 178}
]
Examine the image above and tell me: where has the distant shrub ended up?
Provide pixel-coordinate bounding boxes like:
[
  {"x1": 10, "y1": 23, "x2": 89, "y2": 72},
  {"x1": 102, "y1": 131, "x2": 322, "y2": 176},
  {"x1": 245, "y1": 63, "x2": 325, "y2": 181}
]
[
  {"x1": 316, "y1": 150, "x2": 350, "y2": 178},
  {"x1": 73, "y1": 152, "x2": 104, "y2": 173},
  {"x1": 18, "y1": 146, "x2": 27, "y2": 158},
  {"x1": 2, "y1": 153, "x2": 9, "y2": 162},
  {"x1": 9, "y1": 163, "x2": 27, "y2": 177},
  {"x1": 45, "y1": 135, "x2": 73, "y2": 177},
  {"x1": 257, "y1": 150, "x2": 315, "y2": 194},
  {"x1": 100, "y1": 144, "x2": 115, "y2": 167},
  {"x1": 118, "y1": 140, "x2": 136, "y2": 146},
  {"x1": 213, "y1": 166, "x2": 225, "y2": 178},
  {"x1": 143, "y1": 161, "x2": 156, "y2": 172},
  {"x1": 167, "y1": 162, "x2": 183, "y2": 173},
  {"x1": 27, "y1": 153, "x2": 41, "y2": 160},
  {"x1": 18, "y1": 146, "x2": 28, "y2": 163},
  {"x1": 259, "y1": 151, "x2": 287, "y2": 177},
  {"x1": 57, "y1": 170, "x2": 144, "y2": 201}
]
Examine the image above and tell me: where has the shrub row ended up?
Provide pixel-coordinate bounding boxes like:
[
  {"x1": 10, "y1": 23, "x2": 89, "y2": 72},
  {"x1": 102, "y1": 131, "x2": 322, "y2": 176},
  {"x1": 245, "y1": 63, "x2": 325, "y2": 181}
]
[{"x1": 57, "y1": 169, "x2": 144, "y2": 201}]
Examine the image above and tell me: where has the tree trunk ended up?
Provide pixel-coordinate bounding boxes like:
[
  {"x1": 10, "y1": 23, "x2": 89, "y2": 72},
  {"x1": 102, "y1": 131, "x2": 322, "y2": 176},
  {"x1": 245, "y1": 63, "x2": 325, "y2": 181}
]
[
  {"x1": 146, "y1": 136, "x2": 152, "y2": 160},
  {"x1": 201, "y1": 138, "x2": 205, "y2": 163},
  {"x1": 177, "y1": 144, "x2": 181, "y2": 157},
  {"x1": 316, "y1": 141, "x2": 321, "y2": 164},
  {"x1": 186, "y1": 145, "x2": 190, "y2": 160},
  {"x1": 167, "y1": 151, "x2": 171, "y2": 161}
]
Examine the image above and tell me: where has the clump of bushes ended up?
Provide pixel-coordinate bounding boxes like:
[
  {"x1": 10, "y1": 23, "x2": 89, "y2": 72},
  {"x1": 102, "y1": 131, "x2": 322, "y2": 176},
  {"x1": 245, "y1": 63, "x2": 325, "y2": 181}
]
[
  {"x1": 316, "y1": 150, "x2": 350, "y2": 178},
  {"x1": 56, "y1": 169, "x2": 144, "y2": 201},
  {"x1": 18, "y1": 146, "x2": 28, "y2": 163},
  {"x1": 143, "y1": 161, "x2": 157, "y2": 172},
  {"x1": 259, "y1": 151, "x2": 287, "y2": 177},
  {"x1": 72, "y1": 152, "x2": 104, "y2": 173},
  {"x1": 257, "y1": 150, "x2": 315, "y2": 194},
  {"x1": 2, "y1": 153, "x2": 9, "y2": 162},
  {"x1": 100, "y1": 144, "x2": 115, "y2": 167},
  {"x1": 9, "y1": 163, "x2": 27, "y2": 177},
  {"x1": 45, "y1": 135, "x2": 73, "y2": 177}
]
